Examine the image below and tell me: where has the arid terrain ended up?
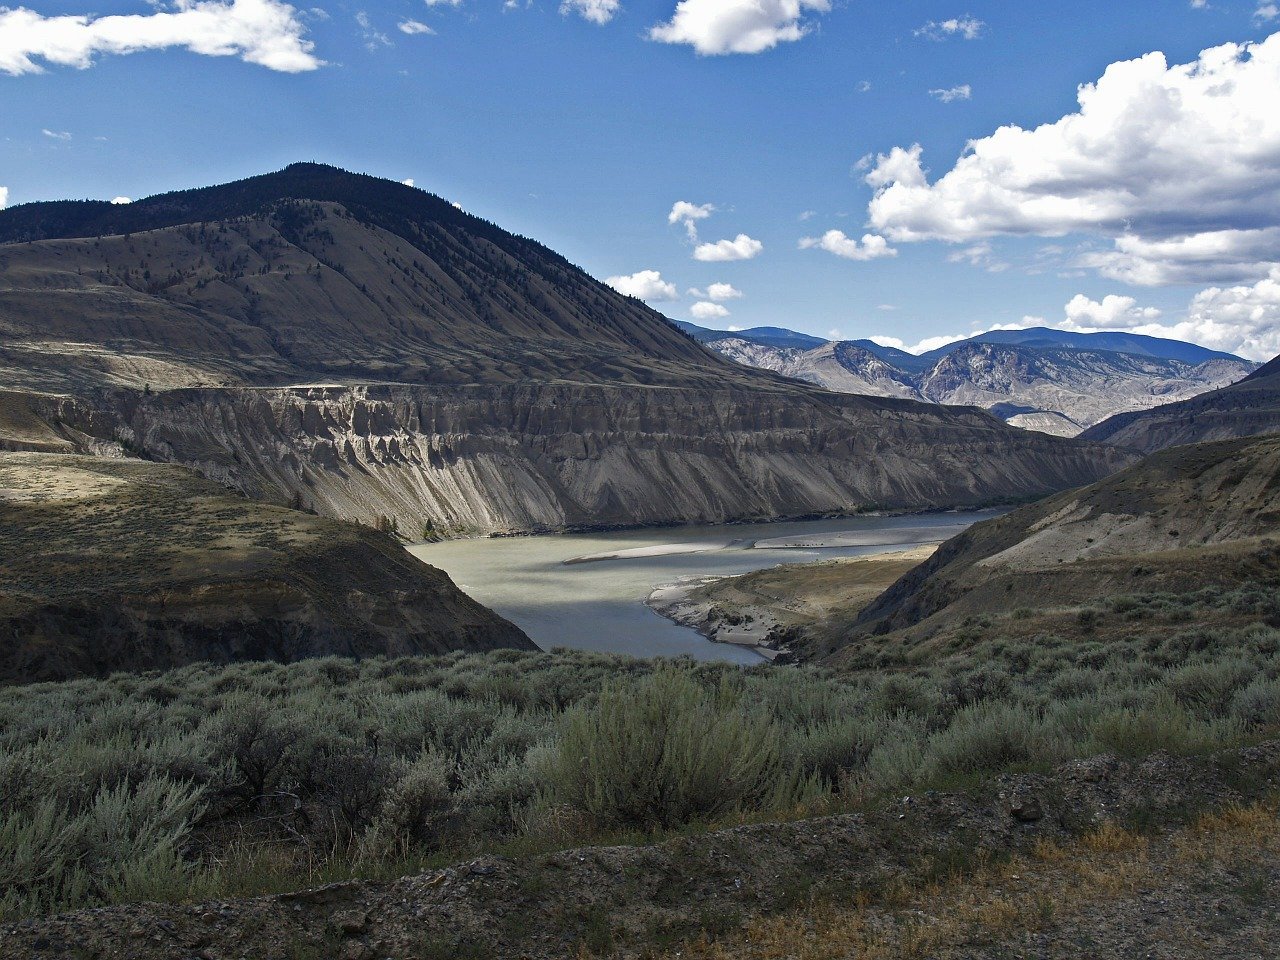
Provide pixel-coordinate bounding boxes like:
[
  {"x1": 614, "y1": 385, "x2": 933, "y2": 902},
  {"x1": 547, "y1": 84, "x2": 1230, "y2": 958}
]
[{"x1": 0, "y1": 452, "x2": 531, "y2": 683}]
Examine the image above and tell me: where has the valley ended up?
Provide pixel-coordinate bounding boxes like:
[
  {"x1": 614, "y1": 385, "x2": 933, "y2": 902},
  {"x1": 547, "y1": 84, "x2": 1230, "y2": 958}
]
[{"x1": 3, "y1": 164, "x2": 1280, "y2": 960}]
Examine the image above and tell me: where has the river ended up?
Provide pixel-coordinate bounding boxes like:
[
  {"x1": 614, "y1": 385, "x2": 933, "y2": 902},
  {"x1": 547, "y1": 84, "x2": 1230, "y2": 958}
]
[{"x1": 408, "y1": 510, "x2": 1002, "y2": 664}]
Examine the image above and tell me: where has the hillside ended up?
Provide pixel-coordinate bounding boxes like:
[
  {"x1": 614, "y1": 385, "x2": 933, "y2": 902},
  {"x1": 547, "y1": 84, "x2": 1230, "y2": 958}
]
[
  {"x1": 0, "y1": 164, "x2": 724, "y2": 391},
  {"x1": 0, "y1": 453, "x2": 532, "y2": 683},
  {"x1": 684, "y1": 322, "x2": 1255, "y2": 437},
  {"x1": 1081, "y1": 355, "x2": 1280, "y2": 453},
  {"x1": 0, "y1": 164, "x2": 1130, "y2": 534},
  {"x1": 839, "y1": 434, "x2": 1280, "y2": 658}
]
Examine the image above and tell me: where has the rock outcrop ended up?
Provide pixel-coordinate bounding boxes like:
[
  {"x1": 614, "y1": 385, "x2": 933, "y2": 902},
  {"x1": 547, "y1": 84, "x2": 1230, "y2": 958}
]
[{"x1": 22, "y1": 383, "x2": 1134, "y2": 535}]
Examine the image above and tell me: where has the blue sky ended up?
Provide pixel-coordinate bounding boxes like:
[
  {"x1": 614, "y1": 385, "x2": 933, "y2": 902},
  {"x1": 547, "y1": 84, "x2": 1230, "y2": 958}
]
[{"x1": 2, "y1": 0, "x2": 1279, "y2": 358}]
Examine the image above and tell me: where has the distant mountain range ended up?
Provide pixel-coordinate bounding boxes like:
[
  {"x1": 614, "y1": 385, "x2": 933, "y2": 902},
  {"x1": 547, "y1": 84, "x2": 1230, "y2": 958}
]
[{"x1": 677, "y1": 322, "x2": 1257, "y2": 437}]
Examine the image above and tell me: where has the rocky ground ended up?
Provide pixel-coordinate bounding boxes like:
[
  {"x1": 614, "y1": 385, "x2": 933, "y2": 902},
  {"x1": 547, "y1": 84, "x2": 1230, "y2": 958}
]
[
  {"x1": 647, "y1": 547, "x2": 933, "y2": 660},
  {"x1": 6, "y1": 742, "x2": 1279, "y2": 959}
]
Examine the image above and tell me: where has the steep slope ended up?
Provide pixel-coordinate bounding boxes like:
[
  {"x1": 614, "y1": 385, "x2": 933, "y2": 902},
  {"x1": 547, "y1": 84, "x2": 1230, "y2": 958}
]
[
  {"x1": 1080, "y1": 355, "x2": 1280, "y2": 453},
  {"x1": 0, "y1": 453, "x2": 533, "y2": 684},
  {"x1": 16, "y1": 383, "x2": 1130, "y2": 535},
  {"x1": 686, "y1": 321, "x2": 1254, "y2": 437},
  {"x1": 849, "y1": 434, "x2": 1280, "y2": 642},
  {"x1": 0, "y1": 165, "x2": 724, "y2": 391},
  {"x1": 0, "y1": 165, "x2": 1129, "y2": 533}
]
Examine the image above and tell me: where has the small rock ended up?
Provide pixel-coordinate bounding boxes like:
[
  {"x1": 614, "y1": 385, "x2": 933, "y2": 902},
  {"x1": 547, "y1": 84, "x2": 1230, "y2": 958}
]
[
  {"x1": 331, "y1": 910, "x2": 369, "y2": 936},
  {"x1": 1009, "y1": 794, "x2": 1043, "y2": 823}
]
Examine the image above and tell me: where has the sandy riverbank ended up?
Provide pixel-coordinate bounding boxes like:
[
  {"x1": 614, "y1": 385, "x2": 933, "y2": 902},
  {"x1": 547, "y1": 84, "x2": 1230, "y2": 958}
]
[{"x1": 646, "y1": 545, "x2": 937, "y2": 661}]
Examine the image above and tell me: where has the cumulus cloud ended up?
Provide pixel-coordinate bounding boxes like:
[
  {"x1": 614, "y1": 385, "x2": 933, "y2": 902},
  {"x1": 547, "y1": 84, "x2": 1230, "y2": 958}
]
[
  {"x1": 690, "y1": 300, "x2": 731, "y2": 320},
  {"x1": 702, "y1": 282, "x2": 743, "y2": 301},
  {"x1": 668, "y1": 200, "x2": 715, "y2": 241},
  {"x1": 1063, "y1": 294, "x2": 1162, "y2": 329},
  {"x1": 1058, "y1": 272, "x2": 1280, "y2": 361},
  {"x1": 41, "y1": 128, "x2": 71, "y2": 140},
  {"x1": 0, "y1": 0, "x2": 322, "y2": 75},
  {"x1": 914, "y1": 16, "x2": 983, "y2": 40},
  {"x1": 798, "y1": 229, "x2": 896, "y2": 261},
  {"x1": 694, "y1": 234, "x2": 763, "y2": 261},
  {"x1": 0, "y1": 186, "x2": 8, "y2": 209},
  {"x1": 110, "y1": 196, "x2": 132, "y2": 204},
  {"x1": 397, "y1": 20, "x2": 434, "y2": 34},
  {"x1": 560, "y1": 0, "x2": 620, "y2": 23},
  {"x1": 605, "y1": 269, "x2": 680, "y2": 301},
  {"x1": 648, "y1": 0, "x2": 831, "y2": 56},
  {"x1": 1257, "y1": 4, "x2": 1278, "y2": 21},
  {"x1": 928, "y1": 84, "x2": 971, "y2": 102},
  {"x1": 865, "y1": 32, "x2": 1280, "y2": 286}
]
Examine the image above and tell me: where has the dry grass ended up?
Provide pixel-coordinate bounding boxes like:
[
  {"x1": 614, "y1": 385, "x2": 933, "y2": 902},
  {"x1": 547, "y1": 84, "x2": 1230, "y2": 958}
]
[{"x1": 663, "y1": 801, "x2": 1280, "y2": 960}]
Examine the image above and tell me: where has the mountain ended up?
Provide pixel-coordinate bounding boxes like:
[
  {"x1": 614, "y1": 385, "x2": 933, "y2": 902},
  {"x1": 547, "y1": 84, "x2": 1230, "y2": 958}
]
[
  {"x1": 675, "y1": 320, "x2": 826, "y2": 351},
  {"x1": 0, "y1": 163, "x2": 724, "y2": 392},
  {"x1": 915, "y1": 326, "x2": 1246, "y2": 367},
  {"x1": 1080, "y1": 355, "x2": 1280, "y2": 453},
  {"x1": 0, "y1": 164, "x2": 1130, "y2": 534},
  {"x1": 683, "y1": 321, "x2": 1256, "y2": 437},
  {"x1": 823, "y1": 433, "x2": 1280, "y2": 664},
  {"x1": 0, "y1": 452, "x2": 532, "y2": 684}
]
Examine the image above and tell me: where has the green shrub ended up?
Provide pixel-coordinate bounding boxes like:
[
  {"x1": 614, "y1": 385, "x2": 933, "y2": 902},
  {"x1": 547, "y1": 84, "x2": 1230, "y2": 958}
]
[{"x1": 547, "y1": 668, "x2": 783, "y2": 829}]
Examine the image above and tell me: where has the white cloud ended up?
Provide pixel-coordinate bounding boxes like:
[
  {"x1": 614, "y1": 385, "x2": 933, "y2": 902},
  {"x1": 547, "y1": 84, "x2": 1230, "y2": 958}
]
[
  {"x1": 688, "y1": 282, "x2": 743, "y2": 301},
  {"x1": 693, "y1": 233, "x2": 763, "y2": 261},
  {"x1": 0, "y1": 186, "x2": 8, "y2": 209},
  {"x1": 648, "y1": 0, "x2": 831, "y2": 56},
  {"x1": 947, "y1": 240, "x2": 1007, "y2": 272},
  {"x1": 798, "y1": 229, "x2": 897, "y2": 261},
  {"x1": 1257, "y1": 4, "x2": 1278, "y2": 21},
  {"x1": 400, "y1": 178, "x2": 415, "y2": 186},
  {"x1": 915, "y1": 17, "x2": 983, "y2": 41},
  {"x1": 1058, "y1": 270, "x2": 1280, "y2": 361},
  {"x1": 705, "y1": 282, "x2": 742, "y2": 301},
  {"x1": 856, "y1": 79, "x2": 871, "y2": 92},
  {"x1": 605, "y1": 269, "x2": 680, "y2": 301},
  {"x1": 41, "y1": 128, "x2": 71, "y2": 140},
  {"x1": 110, "y1": 196, "x2": 132, "y2": 204},
  {"x1": 1063, "y1": 294, "x2": 1162, "y2": 329},
  {"x1": 0, "y1": 0, "x2": 322, "y2": 74},
  {"x1": 356, "y1": 11, "x2": 391, "y2": 49},
  {"x1": 397, "y1": 20, "x2": 434, "y2": 34},
  {"x1": 668, "y1": 200, "x2": 715, "y2": 241},
  {"x1": 929, "y1": 84, "x2": 971, "y2": 102},
  {"x1": 690, "y1": 300, "x2": 731, "y2": 320},
  {"x1": 560, "y1": 0, "x2": 620, "y2": 23},
  {"x1": 866, "y1": 32, "x2": 1280, "y2": 286}
]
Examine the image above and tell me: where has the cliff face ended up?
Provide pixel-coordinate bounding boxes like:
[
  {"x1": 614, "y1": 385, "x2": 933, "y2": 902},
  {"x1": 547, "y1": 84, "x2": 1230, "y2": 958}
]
[
  {"x1": 29, "y1": 383, "x2": 1134, "y2": 536},
  {"x1": 0, "y1": 453, "x2": 533, "y2": 684},
  {"x1": 0, "y1": 164, "x2": 1133, "y2": 535}
]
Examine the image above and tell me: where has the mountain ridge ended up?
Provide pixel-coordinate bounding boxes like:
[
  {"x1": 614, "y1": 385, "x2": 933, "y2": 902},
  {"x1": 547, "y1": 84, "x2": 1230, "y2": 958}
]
[
  {"x1": 0, "y1": 164, "x2": 1131, "y2": 534},
  {"x1": 682, "y1": 321, "x2": 1256, "y2": 436}
]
